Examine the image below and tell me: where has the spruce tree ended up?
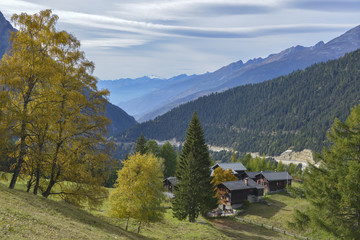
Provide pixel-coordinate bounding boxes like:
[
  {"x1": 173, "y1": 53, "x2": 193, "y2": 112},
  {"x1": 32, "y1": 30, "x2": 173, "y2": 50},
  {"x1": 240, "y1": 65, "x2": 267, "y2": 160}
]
[
  {"x1": 291, "y1": 104, "x2": 360, "y2": 238},
  {"x1": 172, "y1": 112, "x2": 217, "y2": 222},
  {"x1": 135, "y1": 133, "x2": 146, "y2": 155},
  {"x1": 159, "y1": 141, "x2": 177, "y2": 178}
]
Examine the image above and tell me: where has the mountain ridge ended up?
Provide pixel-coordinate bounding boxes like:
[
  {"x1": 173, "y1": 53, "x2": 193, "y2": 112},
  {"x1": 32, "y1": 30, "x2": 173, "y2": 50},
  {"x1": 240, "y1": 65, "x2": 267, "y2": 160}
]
[
  {"x1": 117, "y1": 48, "x2": 360, "y2": 155},
  {"x1": 0, "y1": 11, "x2": 14, "y2": 58},
  {"x1": 104, "y1": 25, "x2": 360, "y2": 122}
]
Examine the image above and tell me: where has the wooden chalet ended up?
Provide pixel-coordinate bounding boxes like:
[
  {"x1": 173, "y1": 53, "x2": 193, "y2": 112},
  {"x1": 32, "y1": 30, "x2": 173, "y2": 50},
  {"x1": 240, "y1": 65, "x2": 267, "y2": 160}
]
[
  {"x1": 254, "y1": 171, "x2": 292, "y2": 192},
  {"x1": 163, "y1": 176, "x2": 178, "y2": 193},
  {"x1": 217, "y1": 178, "x2": 264, "y2": 210},
  {"x1": 211, "y1": 162, "x2": 247, "y2": 179}
]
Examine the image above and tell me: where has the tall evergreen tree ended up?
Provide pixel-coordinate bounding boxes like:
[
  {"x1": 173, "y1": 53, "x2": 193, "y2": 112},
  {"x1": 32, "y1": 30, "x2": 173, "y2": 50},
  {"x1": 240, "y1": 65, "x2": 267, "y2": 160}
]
[
  {"x1": 145, "y1": 140, "x2": 160, "y2": 156},
  {"x1": 159, "y1": 141, "x2": 177, "y2": 178},
  {"x1": 291, "y1": 104, "x2": 360, "y2": 238},
  {"x1": 172, "y1": 112, "x2": 217, "y2": 222},
  {"x1": 135, "y1": 133, "x2": 146, "y2": 155},
  {"x1": 230, "y1": 150, "x2": 237, "y2": 163}
]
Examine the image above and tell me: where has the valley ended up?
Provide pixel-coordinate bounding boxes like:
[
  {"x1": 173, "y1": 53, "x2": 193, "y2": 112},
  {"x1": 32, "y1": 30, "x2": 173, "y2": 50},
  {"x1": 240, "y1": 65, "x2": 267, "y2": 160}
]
[{"x1": 0, "y1": 5, "x2": 359, "y2": 240}]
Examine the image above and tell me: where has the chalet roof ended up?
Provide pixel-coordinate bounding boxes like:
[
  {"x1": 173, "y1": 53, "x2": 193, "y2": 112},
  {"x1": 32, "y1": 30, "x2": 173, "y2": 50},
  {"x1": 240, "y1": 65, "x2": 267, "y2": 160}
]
[
  {"x1": 245, "y1": 172, "x2": 261, "y2": 179},
  {"x1": 163, "y1": 176, "x2": 178, "y2": 186},
  {"x1": 212, "y1": 162, "x2": 247, "y2": 173},
  {"x1": 259, "y1": 172, "x2": 293, "y2": 181},
  {"x1": 246, "y1": 171, "x2": 272, "y2": 179},
  {"x1": 220, "y1": 178, "x2": 264, "y2": 191}
]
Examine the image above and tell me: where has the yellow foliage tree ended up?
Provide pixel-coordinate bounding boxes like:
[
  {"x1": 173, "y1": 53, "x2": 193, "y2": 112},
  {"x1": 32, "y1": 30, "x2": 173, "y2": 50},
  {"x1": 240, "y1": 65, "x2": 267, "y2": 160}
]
[
  {"x1": 0, "y1": 10, "x2": 112, "y2": 208},
  {"x1": 108, "y1": 153, "x2": 165, "y2": 233},
  {"x1": 211, "y1": 167, "x2": 238, "y2": 203}
]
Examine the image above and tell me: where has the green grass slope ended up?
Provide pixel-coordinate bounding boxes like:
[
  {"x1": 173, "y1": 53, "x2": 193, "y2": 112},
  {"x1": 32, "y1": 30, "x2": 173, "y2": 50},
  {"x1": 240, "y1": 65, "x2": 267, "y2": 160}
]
[
  {"x1": 0, "y1": 181, "x2": 294, "y2": 240},
  {"x1": 0, "y1": 183, "x2": 142, "y2": 240}
]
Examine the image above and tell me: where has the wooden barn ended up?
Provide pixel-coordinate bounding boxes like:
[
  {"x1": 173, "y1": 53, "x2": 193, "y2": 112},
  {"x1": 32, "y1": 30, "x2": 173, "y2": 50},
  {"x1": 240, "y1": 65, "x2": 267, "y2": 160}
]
[
  {"x1": 211, "y1": 162, "x2": 247, "y2": 179},
  {"x1": 163, "y1": 176, "x2": 178, "y2": 193},
  {"x1": 255, "y1": 172, "x2": 292, "y2": 192},
  {"x1": 217, "y1": 178, "x2": 264, "y2": 210}
]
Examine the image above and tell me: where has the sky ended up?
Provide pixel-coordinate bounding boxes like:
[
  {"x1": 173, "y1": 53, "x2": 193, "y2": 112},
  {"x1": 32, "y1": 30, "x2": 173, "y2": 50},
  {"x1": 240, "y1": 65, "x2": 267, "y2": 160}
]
[{"x1": 0, "y1": 0, "x2": 359, "y2": 80}]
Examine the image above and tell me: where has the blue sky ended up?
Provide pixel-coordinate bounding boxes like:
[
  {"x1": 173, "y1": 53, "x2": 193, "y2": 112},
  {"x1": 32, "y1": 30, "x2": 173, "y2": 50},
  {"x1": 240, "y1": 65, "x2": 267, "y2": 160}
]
[{"x1": 0, "y1": 0, "x2": 359, "y2": 80}]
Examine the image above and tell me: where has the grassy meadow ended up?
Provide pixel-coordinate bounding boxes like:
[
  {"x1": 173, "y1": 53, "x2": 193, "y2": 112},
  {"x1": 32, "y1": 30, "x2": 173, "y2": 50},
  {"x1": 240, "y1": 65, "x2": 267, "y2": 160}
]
[{"x1": 0, "y1": 173, "x2": 298, "y2": 240}]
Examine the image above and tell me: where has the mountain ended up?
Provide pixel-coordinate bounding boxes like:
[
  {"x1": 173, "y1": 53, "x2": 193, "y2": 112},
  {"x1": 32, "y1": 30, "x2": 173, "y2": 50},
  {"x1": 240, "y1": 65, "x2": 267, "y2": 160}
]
[
  {"x1": 0, "y1": 11, "x2": 14, "y2": 57},
  {"x1": 97, "y1": 74, "x2": 193, "y2": 117},
  {"x1": 104, "y1": 101, "x2": 137, "y2": 136},
  {"x1": 108, "y1": 25, "x2": 360, "y2": 122},
  {"x1": 117, "y1": 49, "x2": 360, "y2": 155},
  {"x1": 0, "y1": 11, "x2": 136, "y2": 136}
]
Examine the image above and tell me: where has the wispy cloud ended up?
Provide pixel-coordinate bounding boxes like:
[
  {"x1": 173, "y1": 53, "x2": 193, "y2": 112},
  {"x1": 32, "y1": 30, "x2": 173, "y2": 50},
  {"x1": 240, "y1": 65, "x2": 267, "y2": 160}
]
[
  {"x1": 81, "y1": 38, "x2": 149, "y2": 49},
  {"x1": 113, "y1": 0, "x2": 280, "y2": 21},
  {"x1": 0, "y1": 0, "x2": 358, "y2": 79},
  {"x1": 288, "y1": 0, "x2": 360, "y2": 12}
]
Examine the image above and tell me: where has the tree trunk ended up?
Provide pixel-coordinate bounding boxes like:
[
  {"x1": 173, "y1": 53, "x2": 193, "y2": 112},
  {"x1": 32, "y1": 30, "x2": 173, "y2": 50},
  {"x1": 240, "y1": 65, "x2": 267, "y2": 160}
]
[
  {"x1": 26, "y1": 174, "x2": 33, "y2": 192},
  {"x1": 33, "y1": 164, "x2": 40, "y2": 195},
  {"x1": 137, "y1": 221, "x2": 141, "y2": 233},
  {"x1": 42, "y1": 168, "x2": 60, "y2": 198},
  {"x1": 9, "y1": 122, "x2": 27, "y2": 189},
  {"x1": 9, "y1": 80, "x2": 35, "y2": 189},
  {"x1": 125, "y1": 217, "x2": 129, "y2": 231}
]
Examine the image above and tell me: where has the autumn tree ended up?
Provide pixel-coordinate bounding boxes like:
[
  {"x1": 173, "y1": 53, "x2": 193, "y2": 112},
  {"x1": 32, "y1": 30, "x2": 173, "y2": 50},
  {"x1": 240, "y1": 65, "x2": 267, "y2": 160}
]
[
  {"x1": 0, "y1": 10, "x2": 112, "y2": 207},
  {"x1": 0, "y1": 10, "x2": 58, "y2": 189},
  {"x1": 211, "y1": 167, "x2": 237, "y2": 202},
  {"x1": 290, "y1": 104, "x2": 360, "y2": 238},
  {"x1": 108, "y1": 153, "x2": 165, "y2": 233},
  {"x1": 172, "y1": 112, "x2": 217, "y2": 222}
]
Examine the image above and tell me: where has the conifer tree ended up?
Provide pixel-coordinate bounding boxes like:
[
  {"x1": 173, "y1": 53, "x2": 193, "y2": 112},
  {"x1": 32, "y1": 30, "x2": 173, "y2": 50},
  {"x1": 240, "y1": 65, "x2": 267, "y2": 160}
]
[
  {"x1": 276, "y1": 160, "x2": 284, "y2": 172},
  {"x1": 230, "y1": 150, "x2": 237, "y2": 163},
  {"x1": 159, "y1": 141, "x2": 177, "y2": 178},
  {"x1": 291, "y1": 104, "x2": 360, "y2": 238},
  {"x1": 145, "y1": 140, "x2": 160, "y2": 156},
  {"x1": 172, "y1": 112, "x2": 217, "y2": 222},
  {"x1": 135, "y1": 133, "x2": 146, "y2": 155}
]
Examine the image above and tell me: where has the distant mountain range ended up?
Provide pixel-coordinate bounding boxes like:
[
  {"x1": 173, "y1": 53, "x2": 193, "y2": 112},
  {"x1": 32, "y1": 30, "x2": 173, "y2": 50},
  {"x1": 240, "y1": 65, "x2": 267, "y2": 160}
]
[
  {"x1": 0, "y1": 11, "x2": 136, "y2": 136},
  {"x1": 101, "y1": 25, "x2": 360, "y2": 122},
  {"x1": 0, "y1": 11, "x2": 14, "y2": 57},
  {"x1": 118, "y1": 48, "x2": 360, "y2": 155}
]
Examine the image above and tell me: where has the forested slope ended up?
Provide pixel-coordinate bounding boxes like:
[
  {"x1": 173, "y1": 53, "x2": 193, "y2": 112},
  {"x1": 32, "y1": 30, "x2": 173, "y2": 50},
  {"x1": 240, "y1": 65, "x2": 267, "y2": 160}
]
[{"x1": 117, "y1": 49, "x2": 360, "y2": 155}]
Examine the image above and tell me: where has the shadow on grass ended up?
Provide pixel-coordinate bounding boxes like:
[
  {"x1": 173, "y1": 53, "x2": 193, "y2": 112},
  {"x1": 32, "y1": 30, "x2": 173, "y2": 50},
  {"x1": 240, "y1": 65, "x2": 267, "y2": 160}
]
[
  {"x1": 239, "y1": 199, "x2": 287, "y2": 219},
  {"x1": 208, "y1": 218, "x2": 285, "y2": 240},
  {"x1": 2, "y1": 184, "x2": 153, "y2": 240}
]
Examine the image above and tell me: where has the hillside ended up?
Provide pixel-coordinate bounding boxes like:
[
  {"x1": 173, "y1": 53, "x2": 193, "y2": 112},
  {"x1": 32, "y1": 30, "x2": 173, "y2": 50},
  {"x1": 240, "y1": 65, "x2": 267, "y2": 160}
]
[
  {"x1": 104, "y1": 102, "x2": 137, "y2": 136},
  {"x1": 0, "y1": 11, "x2": 14, "y2": 57},
  {"x1": 0, "y1": 182, "x2": 294, "y2": 239},
  {"x1": 118, "y1": 49, "x2": 360, "y2": 155},
  {"x1": 0, "y1": 183, "x2": 138, "y2": 239},
  {"x1": 106, "y1": 25, "x2": 360, "y2": 122}
]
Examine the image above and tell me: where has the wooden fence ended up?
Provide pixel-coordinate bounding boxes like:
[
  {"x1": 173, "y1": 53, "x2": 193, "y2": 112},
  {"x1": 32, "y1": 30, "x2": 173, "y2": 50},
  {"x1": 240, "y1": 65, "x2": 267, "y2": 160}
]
[{"x1": 236, "y1": 217, "x2": 311, "y2": 240}]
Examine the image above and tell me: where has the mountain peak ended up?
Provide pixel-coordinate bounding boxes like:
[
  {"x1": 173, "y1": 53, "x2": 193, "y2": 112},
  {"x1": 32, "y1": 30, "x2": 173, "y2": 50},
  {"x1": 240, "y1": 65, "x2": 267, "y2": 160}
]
[{"x1": 0, "y1": 11, "x2": 15, "y2": 58}]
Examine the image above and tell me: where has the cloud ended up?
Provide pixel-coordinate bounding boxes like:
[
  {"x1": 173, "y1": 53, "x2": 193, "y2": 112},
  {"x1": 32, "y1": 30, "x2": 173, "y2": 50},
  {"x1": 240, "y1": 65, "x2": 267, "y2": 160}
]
[
  {"x1": 288, "y1": 0, "x2": 360, "y2": 12},
  {"x1": 113, "y1": 0, "x2": 280, "y2": 21},
  {"x1": 1, "y1": 0, "x2": 355, "y2": 41},
  {"x1": 81, "y1": 38, "x2": 149, "y2": 49}
]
